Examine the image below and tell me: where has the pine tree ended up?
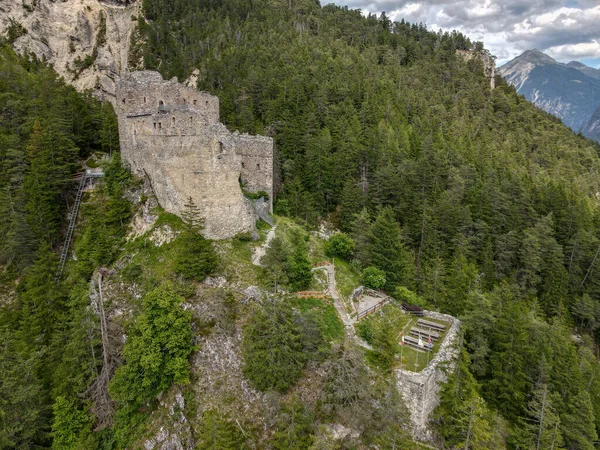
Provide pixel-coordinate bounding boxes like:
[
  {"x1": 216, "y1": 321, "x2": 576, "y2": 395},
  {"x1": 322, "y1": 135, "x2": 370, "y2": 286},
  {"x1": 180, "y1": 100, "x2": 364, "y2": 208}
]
[
  {"x1": 23, "y1": 121, "x2": 77, "y2": 244},
  {"x1": 242, "y1": 301, "x2": 307, "y2": 392},
  {"x1": 272, "y1": 397, "x2": 314, "y2": 450},
  {"x1": 196, "y1": 411, "x2": 246, "y2": 450},
  {"x1": 368, "y1": 207, "x2": 414, "y2": 291},
  {"x1": 351, "y1": 208, "x2": 372, "y2": 268},
  {"x1": 287, "y1": 231, "x2": 312, "y2": 291},
  {"x1": 525, "y1": 384, "x2": 564, "y2": 450},
  {"x1": 50, "y1": 396, "x2": 94, "y2": 450},
  {"x1": 0, "y1": 326, "x2": 49, "y2": 448},
  {"x1": 263, "y1": 236, "x2": 289, "y2": 293},
  {"x1": 561, "y1": 391, "x2": 597, "y2": 450},
  {"x1": 174, "y1": 197, "x2": 216, "y2": 281}
]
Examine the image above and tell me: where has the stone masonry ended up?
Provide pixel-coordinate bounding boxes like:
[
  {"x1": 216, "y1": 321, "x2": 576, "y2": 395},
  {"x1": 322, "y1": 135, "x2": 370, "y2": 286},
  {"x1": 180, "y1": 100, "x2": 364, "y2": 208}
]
[
  {"x1": 116, "y1": 71, "x2": 273, "y2": 240},
  {"x1": 395, "y1": 311, "x2": 461, "y2": 443}
]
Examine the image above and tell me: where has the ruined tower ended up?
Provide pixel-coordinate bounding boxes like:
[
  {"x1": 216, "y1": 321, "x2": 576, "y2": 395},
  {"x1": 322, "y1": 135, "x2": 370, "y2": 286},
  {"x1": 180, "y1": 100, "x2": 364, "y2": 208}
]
[{"x1": 116, "y1": 71, "x2": 273, "y2": 240}]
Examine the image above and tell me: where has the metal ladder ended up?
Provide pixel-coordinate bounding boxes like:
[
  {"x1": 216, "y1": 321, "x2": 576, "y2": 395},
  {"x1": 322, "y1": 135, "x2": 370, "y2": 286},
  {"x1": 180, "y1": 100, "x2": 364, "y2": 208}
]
[{"x1": 58, "y1": 174, "x2": 88, "y2": 275}]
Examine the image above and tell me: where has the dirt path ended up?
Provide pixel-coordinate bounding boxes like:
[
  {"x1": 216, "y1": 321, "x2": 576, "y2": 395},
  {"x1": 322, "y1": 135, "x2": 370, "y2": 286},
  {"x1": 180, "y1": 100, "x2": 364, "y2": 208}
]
[
  {"x1": 252, "y1": 225, "x2": 277, "y2": 266},
  {"x1": 312, "y1": 264, "x2": 373, "y2": 349}
]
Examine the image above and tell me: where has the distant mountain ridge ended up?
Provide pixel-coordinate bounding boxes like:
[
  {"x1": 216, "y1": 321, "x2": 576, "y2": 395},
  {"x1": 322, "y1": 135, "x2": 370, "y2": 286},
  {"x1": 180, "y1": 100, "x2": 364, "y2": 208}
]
[{"x1": 499, "y1": 49, "x2": 600, "y2": 143}]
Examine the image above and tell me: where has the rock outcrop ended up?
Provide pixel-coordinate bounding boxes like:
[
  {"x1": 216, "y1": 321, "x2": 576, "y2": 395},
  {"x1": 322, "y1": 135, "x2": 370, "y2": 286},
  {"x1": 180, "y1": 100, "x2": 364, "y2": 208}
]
[
  {"x1": 0, "y1": 0, "x2": 141, "y2": 101},
  {"x1": 116, "y1": 71, "x2": 274, "y2": 240},
  {"x1": 457, "y1": 49, "x2": 496, "y2": 89}
]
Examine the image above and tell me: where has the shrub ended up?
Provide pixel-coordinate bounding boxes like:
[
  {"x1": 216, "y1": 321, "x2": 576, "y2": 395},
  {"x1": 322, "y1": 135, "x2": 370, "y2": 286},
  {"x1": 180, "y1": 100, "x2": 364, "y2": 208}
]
[
  {"x1": 109, "y1": 284, "x2": 194, "y2": 418},
  {"x1": 325, "y1": 232, "x2": 355, "y2": 259},
  {"x1": 394, "y1": 286, "x2": 428, "y2": 308},
  {"x1": 362, "y1": 266, "x2": 386, "y2": 290}
]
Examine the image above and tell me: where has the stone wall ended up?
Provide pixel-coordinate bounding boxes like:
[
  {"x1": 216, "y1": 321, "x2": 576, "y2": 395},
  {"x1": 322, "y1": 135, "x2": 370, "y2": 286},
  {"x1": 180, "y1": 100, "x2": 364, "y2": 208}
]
[
  {"x1": 395, "y1": 311, "x2": 461, "y2": 443},
  {"x1": 116, "y1": 71, "x2": 274, "y2": 240}
]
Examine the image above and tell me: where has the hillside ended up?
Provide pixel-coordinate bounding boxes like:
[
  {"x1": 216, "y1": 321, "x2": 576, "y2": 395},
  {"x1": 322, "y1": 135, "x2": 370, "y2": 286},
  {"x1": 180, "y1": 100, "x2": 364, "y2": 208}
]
[
  {"x1": 584, "y1": 105, "x2": 600, "y2": 142},
  {"x1": 3, "y1": 1, "x2": 600, "y2": 449},
  {"x1": 499, "y1": 49, "x2": 600, "y2": 140}
]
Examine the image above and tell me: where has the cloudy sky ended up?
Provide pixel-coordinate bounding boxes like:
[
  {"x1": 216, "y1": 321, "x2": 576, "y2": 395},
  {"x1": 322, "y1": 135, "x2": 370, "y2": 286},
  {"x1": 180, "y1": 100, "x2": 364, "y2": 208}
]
[{"x1": 330, "y1": 0, "x2": 600, "y2": 68}]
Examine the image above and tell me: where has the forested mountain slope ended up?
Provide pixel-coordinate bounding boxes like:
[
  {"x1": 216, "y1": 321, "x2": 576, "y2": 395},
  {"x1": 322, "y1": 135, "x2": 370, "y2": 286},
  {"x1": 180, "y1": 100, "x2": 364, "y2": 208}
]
[{"x1": 2, "y1": 0, "x2": 600, "y2": 448}]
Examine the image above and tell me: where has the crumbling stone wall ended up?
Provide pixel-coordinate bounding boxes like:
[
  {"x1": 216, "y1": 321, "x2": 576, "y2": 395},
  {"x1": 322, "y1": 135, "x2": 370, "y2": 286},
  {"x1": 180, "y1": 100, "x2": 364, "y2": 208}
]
[
  {"x1": 116, "y1": 71, "x2": 273, "y2": 239},
  {"x1": 395, "y1": 311, "x2": 461, "y2": 443}
]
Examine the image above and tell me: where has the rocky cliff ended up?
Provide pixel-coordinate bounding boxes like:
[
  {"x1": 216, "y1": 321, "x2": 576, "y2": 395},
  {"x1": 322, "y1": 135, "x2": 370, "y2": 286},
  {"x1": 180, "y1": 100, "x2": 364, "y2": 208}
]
[
  {"x1": 0, "y1": 0, "x2": 140, "y2": 101},
  {"x1": 456, "y1": 49, "x2": 496, "y2": 89},
  {"x1": 584, "y1": 105, "x2": 600, "y2": 143}
]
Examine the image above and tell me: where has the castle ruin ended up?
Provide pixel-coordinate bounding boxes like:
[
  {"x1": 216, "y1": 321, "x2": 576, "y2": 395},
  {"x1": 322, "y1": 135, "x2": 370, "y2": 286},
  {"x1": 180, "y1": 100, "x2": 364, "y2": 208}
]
[{"x1": 116, "y1": 71, "x2": 273, "y2": 239}]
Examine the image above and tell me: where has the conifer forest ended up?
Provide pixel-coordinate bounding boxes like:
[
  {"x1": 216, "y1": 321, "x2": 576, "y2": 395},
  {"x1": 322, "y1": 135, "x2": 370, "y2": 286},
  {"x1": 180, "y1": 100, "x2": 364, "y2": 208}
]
[{"x1": 2, "y1": 0, "x2": 600, "y2": 448}]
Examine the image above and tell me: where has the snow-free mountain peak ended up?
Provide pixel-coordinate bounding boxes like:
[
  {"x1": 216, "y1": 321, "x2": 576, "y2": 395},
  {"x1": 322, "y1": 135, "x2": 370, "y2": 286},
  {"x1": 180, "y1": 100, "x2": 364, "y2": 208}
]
[{"x1": 499, "y1": 49, "x2": 600, "y2": 141}]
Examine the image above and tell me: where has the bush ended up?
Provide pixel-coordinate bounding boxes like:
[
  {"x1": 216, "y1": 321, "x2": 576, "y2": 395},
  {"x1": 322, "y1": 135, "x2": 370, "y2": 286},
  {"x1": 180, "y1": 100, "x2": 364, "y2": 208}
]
[
  {"x1": 394, "y1": 286, "x2": 428, "y2": 308},
  {"x1": 109, "y1": 284, "x2": 194, "y2": 420},
  {"x1": 362, "y1": 266, "x2": 386, "y2": 290},
  {"x1": 234, "y1": 231, "x2": 253, "y2": 241},
  {"x1": 325, "y1": 232, "x2": 355, "y2": 259}
]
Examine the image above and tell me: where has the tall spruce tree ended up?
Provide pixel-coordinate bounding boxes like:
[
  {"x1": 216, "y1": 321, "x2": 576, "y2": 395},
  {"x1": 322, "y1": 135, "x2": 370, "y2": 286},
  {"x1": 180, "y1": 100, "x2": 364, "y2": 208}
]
[{"x1": 368, "y1": 207, "x2": 413, "y2": 291}]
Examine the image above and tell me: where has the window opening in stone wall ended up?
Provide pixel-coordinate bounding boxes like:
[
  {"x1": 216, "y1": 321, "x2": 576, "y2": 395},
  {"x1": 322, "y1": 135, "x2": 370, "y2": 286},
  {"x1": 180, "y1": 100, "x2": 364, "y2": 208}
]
[
  {"x1": 158, "y1": 123, "x2": 162, "y2": 129},
  {"x1": 205, "y1": 100, "x2": 209, "y2": 107},
  {"x1": 172, "y1": 117, "x2": 176, "y2": 126},
  {"x1": 143, "y1": 97, "x2": 146, "y2": 103},
  {"x1": 257, "y1": 163, "x2": 260, "y2": 170},
  {"x1": 242, "y1": 162, "x2": 245, "y2": 168},
  {"x1": 154, "y1": 123, "x2": 156, "y2": 129},
  {"x1": 122, "y1": 98, "x2": 126, "y2": 104},
  {"x1": 159, "y1": 100, "x2": 164, "y2": 111},
  {"x1": 218, "y1": 142, "x2": 224, "y2": 154},
  {"x1": 193, "y1": 99, "x2": 197, "y2": 106}
]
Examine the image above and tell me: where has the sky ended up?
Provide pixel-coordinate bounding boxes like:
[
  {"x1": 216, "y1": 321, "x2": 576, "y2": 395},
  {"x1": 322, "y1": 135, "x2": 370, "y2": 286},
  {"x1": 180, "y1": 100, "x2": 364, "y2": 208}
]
[{"x1": 329, "y1": 0, "x2": 600, "y2": 68}]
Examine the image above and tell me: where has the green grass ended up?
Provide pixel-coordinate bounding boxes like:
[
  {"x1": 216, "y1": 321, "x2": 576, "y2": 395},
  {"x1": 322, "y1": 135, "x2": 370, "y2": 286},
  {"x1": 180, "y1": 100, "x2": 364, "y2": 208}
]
[
  {"x1": 290, "y1": 296, "x2": 345, "y2": 342},
  {"x1": 356, "y1": 305, "x2": 451, "y2": 373},
  {"x1": 333, "y1": 257, "x2": 361, "y2": 312},
  {"x1": 153, "y1": 209, "x2": 186, "y2": 231},
  {"x1": 213, "y1": 238, "x2": 264, "y2": 287},
  {"x1": 397, "y1": 315, "x2": 450, "y2": 372}
]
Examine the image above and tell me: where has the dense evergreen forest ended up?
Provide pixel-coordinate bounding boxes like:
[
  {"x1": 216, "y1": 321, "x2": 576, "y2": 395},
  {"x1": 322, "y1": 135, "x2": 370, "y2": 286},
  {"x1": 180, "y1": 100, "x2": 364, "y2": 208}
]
[{"x1": 3, "y1": 0, "x2": 600, "y2": 448}]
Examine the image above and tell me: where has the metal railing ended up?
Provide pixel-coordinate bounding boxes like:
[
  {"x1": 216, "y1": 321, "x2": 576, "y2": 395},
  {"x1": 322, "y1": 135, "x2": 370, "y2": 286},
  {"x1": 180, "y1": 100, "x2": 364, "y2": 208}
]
[{"x1": 57, "y1": 170, "x2": 104, "y2": 276}]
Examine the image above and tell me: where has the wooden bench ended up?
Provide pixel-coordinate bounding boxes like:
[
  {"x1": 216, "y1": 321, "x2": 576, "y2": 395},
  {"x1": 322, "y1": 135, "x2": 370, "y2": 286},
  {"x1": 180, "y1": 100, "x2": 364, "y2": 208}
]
[
  {"x1": 402, "y1": 302, "x2": 424, "y2": 316},
  {"x1": 409, "y1": 328, "x2": 440, "y2": 341},
  {"x1": 403, "y1": 335, "x2": 432, "y2": 352},
  {"x1": 417, "y1": 319, "x2": 446, "y2": 332}
]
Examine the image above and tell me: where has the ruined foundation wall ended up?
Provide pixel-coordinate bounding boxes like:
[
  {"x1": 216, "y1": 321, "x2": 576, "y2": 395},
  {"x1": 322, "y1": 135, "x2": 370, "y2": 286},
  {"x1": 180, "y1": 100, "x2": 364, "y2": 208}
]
[{"x1": 395, "y1": 311, "x2": 461, "y2": 443}]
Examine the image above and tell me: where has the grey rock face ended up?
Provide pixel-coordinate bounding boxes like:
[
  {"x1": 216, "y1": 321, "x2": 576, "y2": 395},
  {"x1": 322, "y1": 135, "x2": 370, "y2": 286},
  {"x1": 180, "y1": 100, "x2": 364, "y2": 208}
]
[
  {"x1": 499, "y1": 49, "x2": 600, "y2": 142},
  {"x1": 116, "y1": 71, "x2": 274, "y2": 240},
  {"x1": 456, "y1": 49, "x2": 496, "y2": 89},
  {"x1": 0, "y1": 0, "x2": 141, "y2": 102}
]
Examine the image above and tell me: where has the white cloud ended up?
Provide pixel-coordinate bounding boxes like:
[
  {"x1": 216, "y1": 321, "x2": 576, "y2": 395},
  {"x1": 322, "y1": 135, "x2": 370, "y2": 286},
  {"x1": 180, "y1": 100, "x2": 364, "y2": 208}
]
[{"x1": 328, "y1": 0, "x2": 600, "y2": 65}]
